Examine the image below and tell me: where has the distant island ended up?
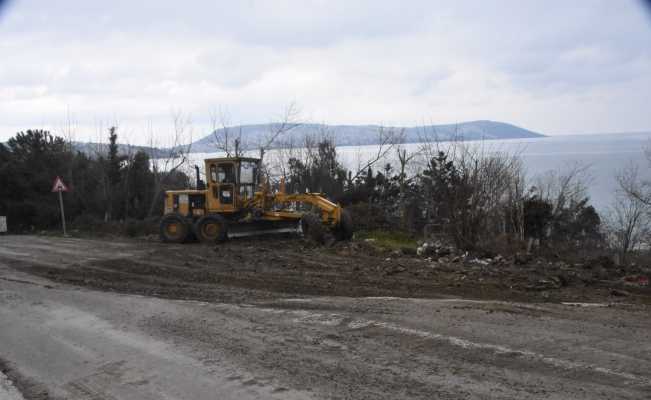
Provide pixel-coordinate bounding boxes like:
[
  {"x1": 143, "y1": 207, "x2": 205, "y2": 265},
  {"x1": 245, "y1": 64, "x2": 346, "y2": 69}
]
[
  {"x1": 62, "y1": 120, "x2": 543, "y2": 156},
  {"x1": 189, "y1": 120, "x2": 544, "y2": 153}
]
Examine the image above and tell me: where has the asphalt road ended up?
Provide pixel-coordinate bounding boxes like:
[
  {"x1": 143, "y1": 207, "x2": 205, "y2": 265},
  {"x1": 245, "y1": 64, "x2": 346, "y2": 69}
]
[{"x1": 0, "y1": 235, "x2": 650, "y2": 399}]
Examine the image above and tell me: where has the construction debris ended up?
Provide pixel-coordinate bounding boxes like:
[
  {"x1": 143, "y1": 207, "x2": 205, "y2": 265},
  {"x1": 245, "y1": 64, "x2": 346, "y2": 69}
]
[{"x1": 623, "y1": 275, "x2": 649, "y2": 287}]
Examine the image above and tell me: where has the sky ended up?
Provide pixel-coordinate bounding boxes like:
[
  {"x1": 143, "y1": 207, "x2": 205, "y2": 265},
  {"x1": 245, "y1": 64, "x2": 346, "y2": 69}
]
[{"x1": 0, "y1": 0, "x2": 650, "y2": 145}]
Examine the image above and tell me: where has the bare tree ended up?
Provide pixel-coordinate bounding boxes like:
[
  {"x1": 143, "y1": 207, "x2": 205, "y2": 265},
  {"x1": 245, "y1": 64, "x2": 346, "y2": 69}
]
[
  {"x1": 415, "y1": 132, "x2": 528, "y2": 249},
  {"x1": 453, "y1": 144, "x2": 525, "y2": 248},
  {"x1": 210, "y1": 107, "x2": 243, "y2": 157},
  {"x1": 146, "y1": 110, "x2": 193, "y2": 217},
  {"x1": 349, "y1": 126, "x2": 403, "y2": 182},
  {"x1": 393, "y1": 144, "x2": 421, "y2": 228},
  {"x1": 415, "y1": 123, "x2": 462, "y2": 154},
  {"x1": 534, "y1": 162, "x2": 592, "y2": 221},
  {"x1": 606, "y1": 143, "x2": 651, "y2": 263},
  {"x1": 207, "y1": 102, "x2": 302, "y2": 184},
  {"x1": 89, "y1": 120, "x2": 122, "y2": 222},
  {"x1": 507, "y1": 162, "x2": 528, "y2": 242},
  {"x1": 259, "y1": 101, "x2": 302, "y2": 162},
  {"x1": 266, "y1": 126, "x2": 315, "y2": 186},
  {"x1": 607, "y1": 164, "x2": 651, "y2": 264},
  {"x1": 59, "y1": 108, "x2": 77, "y2": 151},
  {"x1": 279, "y1": 136, "x2": 302, "y2": 181},
  {"x1": 121, "y1": 140, "x2": 135, "y2": 219},
  {"x1": 396, "y1": 145, "x2": 420, "y2": 192},
  {"x1": 618, "y1": 144, "x2": 651, "y2": 206},
  {"x1": 58, "y1": 109, "x2": 78, "y2": 204}
]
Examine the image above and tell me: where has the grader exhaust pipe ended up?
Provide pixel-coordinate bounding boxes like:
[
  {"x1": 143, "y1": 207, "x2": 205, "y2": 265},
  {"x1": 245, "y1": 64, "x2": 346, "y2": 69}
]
[{"x1": 194, "y1": 165, "x2": 205, "y2": 190}]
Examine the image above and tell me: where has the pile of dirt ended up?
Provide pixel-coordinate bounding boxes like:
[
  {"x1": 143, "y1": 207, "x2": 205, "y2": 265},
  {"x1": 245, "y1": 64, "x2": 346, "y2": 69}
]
[{"x1": 11, "y1": 235, "x2": 650, "y2": 304}]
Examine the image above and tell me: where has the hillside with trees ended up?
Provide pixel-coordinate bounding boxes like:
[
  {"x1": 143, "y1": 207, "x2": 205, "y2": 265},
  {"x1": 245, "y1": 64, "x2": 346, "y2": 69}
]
[
  {"x1": 0, "y1": 125, "x2": 647, "y2": 266},
  {"x1": 0, "y1": 129, "x2": 187, "y2": 233}
]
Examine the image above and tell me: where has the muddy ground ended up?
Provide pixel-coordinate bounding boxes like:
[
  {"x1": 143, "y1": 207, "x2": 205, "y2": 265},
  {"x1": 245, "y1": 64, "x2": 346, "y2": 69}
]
[
  {"x1": 4, "y1": 233, "x2": 650, "y2": 305},
  {"x1": 1, "y1": 234, "x2": 650, "y2": 399}
]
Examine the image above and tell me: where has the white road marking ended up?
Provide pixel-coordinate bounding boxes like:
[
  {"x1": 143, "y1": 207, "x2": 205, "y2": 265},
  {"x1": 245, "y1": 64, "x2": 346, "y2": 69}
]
[
  {"x1": 368, "y1": 321, "x2": 647, "y2": 385},
  {"x1": 561, "y1": 302, "x2": 609, "y2": 307},
  {"x1": 18, "y1": 282, "x2": 642, "y2": 388}
]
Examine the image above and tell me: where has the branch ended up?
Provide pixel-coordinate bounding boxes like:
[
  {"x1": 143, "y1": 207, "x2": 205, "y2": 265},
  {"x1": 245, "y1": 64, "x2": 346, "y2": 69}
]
[
  {"x1": 350, "y1": 126, "x2": 403, "y2": 181},
  {"x1": 260, "y1": 102, "x2": 302, "y2": 158}
]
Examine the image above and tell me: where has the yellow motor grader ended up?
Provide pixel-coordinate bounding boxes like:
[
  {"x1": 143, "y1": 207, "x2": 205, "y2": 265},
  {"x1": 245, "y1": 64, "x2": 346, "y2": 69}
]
[{"x1": 160, "y1": 157, "x2": 353, "y2": 243}]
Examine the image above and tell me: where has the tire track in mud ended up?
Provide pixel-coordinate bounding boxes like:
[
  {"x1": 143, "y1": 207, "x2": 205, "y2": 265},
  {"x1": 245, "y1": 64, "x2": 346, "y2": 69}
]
[
  {"x1": 2, "y1": 235, "x2": 650, "y2": 305},
  {"x1": 252, "y1": 304, "x2": 651, "y2": 387},
  {"x1": 2, "y1": 235, "x2": 650, "y2": 399},
  {"x1": 0, "y1": 239, "x2": 453, "y2": 302},
  {"x1": 142, "y1": 297, "x2": 651, "y2": 399}
]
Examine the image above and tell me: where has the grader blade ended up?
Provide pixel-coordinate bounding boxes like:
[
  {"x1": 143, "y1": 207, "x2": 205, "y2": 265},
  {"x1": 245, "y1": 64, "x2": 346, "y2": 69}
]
[{"x1": 225, "y1": 220, "x2": 301, "y2": 239}]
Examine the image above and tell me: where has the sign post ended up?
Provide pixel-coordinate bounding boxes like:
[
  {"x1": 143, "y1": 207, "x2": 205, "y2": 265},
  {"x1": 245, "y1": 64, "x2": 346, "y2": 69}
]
[{"x1": 51, "y1": 176, "x2": 69, "y2": 236}]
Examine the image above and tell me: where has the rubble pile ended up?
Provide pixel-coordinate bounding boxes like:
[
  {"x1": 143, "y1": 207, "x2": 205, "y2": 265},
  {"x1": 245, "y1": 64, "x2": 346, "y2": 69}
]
[
  {"x1": 416, "y1": 240, "x2": 455, "y2": 258},
  {"x1": 411, "y1": 240, "x2": 651, "y2": 299}
]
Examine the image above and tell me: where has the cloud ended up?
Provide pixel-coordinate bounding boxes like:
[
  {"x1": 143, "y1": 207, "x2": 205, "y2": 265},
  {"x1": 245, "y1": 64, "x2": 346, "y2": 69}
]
[{"x1": 0, "y1": 0, "x2": 650, "y2": 143}]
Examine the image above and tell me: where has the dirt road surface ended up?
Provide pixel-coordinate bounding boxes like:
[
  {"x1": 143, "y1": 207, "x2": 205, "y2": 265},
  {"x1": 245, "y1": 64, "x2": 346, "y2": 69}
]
[{"x1": 0, "y1": 235, "x2": 650, "y2": 399}]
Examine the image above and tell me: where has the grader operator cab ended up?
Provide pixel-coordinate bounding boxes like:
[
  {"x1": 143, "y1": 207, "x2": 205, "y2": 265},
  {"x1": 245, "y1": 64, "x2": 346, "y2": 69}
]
[{"x1": 160, "y1": 157, "x2": 353, "y2": 243}]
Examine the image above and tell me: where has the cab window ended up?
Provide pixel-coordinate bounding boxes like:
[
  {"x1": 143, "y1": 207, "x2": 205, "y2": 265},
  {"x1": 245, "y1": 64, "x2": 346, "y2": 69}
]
[
  {"x1": 240, "y1": 161, "x2": 257, "y2": 184},
  {"x1": 210, "y1": 164, "x2": 217, "y2": 182},
  {"x1": 217, "y1": 163, "x2": 235, "y2": 183}
]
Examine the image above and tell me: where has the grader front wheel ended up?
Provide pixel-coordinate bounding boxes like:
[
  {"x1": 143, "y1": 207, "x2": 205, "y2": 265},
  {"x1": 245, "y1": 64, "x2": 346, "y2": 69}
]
[{"x1": 194, "y1": 214, "x2": 228, "y2": 243}]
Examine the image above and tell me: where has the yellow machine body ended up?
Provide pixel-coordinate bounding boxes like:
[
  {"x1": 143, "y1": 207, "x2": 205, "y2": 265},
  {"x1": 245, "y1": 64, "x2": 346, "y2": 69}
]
[{"x1": 160, "y1": 157, "x2": 348, "y2": 243}]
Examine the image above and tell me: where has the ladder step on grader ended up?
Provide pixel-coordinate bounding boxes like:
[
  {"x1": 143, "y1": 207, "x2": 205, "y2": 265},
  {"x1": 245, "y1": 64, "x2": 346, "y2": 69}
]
[{"x1": 159, "y1": 157, "x2": 353, "y2": 244}]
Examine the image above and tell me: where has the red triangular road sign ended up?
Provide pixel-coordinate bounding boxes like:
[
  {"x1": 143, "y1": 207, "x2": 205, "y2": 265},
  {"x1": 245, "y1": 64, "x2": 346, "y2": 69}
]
[{"x1": 51, "y1": 176, "x2": 69, "y2": 192}]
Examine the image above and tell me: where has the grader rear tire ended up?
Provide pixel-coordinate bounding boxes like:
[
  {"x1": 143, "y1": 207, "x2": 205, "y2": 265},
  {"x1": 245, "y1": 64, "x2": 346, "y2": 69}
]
[
  {"x1": 194, "y1": 214, "x2": 228, "y2": 243},
  {"x1": 300, "y1": 213, "x2": 325, "y2": 244},
  {"x1": 160, "y1": 214, "x2": 189, "y2": 243}
]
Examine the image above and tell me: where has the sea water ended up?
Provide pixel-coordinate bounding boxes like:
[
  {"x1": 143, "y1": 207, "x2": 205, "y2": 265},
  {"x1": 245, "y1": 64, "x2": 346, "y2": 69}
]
[{"x1": 188, "y1": 132, "x2": 651, "y2": 213}]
